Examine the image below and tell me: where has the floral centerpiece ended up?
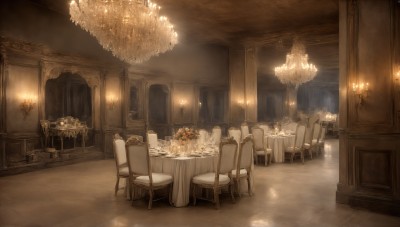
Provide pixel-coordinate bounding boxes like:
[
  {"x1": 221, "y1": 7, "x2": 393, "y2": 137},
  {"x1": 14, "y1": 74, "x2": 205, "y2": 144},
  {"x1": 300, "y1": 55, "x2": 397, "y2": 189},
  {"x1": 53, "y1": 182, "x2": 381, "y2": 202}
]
[{"x1": 174, "y1": 127, "x2": 199, "y2": 145}]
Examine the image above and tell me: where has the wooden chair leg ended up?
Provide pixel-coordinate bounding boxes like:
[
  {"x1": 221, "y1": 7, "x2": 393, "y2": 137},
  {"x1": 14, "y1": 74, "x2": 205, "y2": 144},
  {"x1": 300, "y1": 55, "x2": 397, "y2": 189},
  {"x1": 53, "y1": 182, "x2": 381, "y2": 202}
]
[
  {"x1": 264, "y1": 154, "x2": 268, "y2": 166},
  {"x1": 169, "y1": 184, "x2": 173, "y2": 206},
  {"x1": 128, "y1": 178, "x2": 132, "y2": 200},
  {"x1": 301, "y1": 151, "x2": 305, "y2": 164},
  {"x1": 115, "y1": 177, "x2": 119, "y2": 196},
  {"x1": 214, "y1": 188, "x2": 220, "y2": 209},
  {"x1": 192, "y1": 184, "x2": 197, "y2": 206},
  {"x1": 236, "y1": 179, "x2": 241, "y2": 198},
  {"x1": 148, "y1": 189, "x2": 153, "y2": 210},
  {"x1": 290, "y1": 153, "x2": 294, "y2": 163},
  {"x1": 247, "y1": 175, "x2": 252, "y2": 196},
  {"x1": 230, "y1": 183, "x2": 235, "y2": 203}
]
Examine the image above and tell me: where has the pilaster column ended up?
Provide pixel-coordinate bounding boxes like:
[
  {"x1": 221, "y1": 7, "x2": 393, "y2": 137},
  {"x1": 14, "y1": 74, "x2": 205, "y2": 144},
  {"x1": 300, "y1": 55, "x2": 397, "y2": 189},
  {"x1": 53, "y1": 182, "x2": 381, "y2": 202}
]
[{"x1": 229, "y1": 45, "x2": 257, "y2": 125}]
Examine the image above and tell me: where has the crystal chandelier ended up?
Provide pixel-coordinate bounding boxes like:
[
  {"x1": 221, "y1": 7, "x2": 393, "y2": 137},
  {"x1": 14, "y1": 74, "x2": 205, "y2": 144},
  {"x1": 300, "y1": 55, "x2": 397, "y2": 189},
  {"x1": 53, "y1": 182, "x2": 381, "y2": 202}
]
[
  {"x1": 274, "y1": 40, "x2": 318, "y2": 86},
  {"x1": 69, "y1": 0, "x2": 178, "y2": 64}
]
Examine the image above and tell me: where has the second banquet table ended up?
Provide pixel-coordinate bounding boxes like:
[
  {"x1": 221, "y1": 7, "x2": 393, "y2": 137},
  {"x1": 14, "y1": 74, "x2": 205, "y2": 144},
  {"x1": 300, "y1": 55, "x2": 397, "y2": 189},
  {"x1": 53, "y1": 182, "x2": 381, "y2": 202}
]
[{"x1": 264, "y1": 133, "x2": 295, "y2": 163}]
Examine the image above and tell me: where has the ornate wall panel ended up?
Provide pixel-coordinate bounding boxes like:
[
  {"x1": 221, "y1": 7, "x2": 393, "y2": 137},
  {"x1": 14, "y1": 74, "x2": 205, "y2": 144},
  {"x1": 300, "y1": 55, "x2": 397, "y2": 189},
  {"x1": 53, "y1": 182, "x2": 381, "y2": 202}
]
[
  {"x1": 105, "y1": 72, "x2": 122, "y2": 128},
  {"x1": 348, "y1": 0, "x2": 394, "y2": 131},
  {"x1": 6, "y1": 64, "x2": 39, "y2": 133},
  {"x1": 337, "y1": 0, "x2": 400, "y2": 215},
  {"x1": 172, "y1": 83, "x2": 194, "y2": 125},
  {"x1": 244, "y1": 46, "x2": 257, "y2": 123},
  {"x1": 229, "y1": 47, "x2": 246, "y2": 125},
  {"x1": 356, "y1": 149, "x2": 394, "y2": 195}
]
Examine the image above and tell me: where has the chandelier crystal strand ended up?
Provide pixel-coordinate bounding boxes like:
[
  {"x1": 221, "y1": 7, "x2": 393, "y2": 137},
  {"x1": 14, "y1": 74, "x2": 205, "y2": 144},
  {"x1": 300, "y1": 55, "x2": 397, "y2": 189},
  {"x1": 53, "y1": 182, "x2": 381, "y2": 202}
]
[
  {"x1": 274, "y1": 40, "x2": 317, "y2": 86},
  {"x1": 69, "y1": 0, "x2": 178, "y2": 64}
]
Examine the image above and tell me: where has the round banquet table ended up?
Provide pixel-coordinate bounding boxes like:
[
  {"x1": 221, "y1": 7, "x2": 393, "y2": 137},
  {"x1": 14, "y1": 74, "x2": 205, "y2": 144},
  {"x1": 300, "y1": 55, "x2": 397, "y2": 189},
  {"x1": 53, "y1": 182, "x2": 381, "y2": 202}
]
[
  {"x1": 151, "y1": 155, "x2": 217, "y2": 207},
  {"x1": 264, "y1": 134, "x2": 295, "y2": 163},
  {"x1": 124, "y1": 150, "x2": 255, "y2": 207}
]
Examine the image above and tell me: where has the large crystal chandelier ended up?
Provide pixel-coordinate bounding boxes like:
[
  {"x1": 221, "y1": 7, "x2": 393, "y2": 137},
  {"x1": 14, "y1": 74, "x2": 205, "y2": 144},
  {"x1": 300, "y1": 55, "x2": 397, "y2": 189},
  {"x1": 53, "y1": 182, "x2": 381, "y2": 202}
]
[
  {"x1": 274, "y1": 40, "x2": 318, "y2": 86},
  {"x1": 69, "y1": 0, "x2": 178, "y2": 64}
]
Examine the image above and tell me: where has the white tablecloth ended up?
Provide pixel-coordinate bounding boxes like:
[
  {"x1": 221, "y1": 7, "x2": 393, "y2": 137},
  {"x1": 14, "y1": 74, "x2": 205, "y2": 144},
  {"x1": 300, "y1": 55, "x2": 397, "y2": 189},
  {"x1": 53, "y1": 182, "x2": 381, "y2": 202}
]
[
  {"x1": 265, "y1": 135, "x2": 295, "y2": 163},
  {"x1": 151, "y1": 155, "x2": 217, "y2": 207},
  {"x1": 125, "y1": 152, "x2": 255, "y2": 207}
]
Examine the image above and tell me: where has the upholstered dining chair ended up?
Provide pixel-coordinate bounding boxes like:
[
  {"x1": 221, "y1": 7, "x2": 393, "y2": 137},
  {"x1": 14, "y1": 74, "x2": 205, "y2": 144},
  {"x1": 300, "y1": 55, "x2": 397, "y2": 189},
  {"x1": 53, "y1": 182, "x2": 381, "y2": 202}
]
[
  {"x1": 192, "y1": 138, "x2": 237, "y2": 209},
  {"x1": 211, "y1": 126, "x2": 222, "y2": 145},
  {"x1": 284, "y1": 124, "x2": 306, "y2": 164},
  {"x1": 304, "y1": 123, "x2": 321, "y2": 158},
  {"x1": 317, "y1": 126, "x2": 327, "y2": 154},
  {"x1": 241, "y1": 122, "x2": 250, "y2": 140},
  {"x1": 252, "y1": 126, "x2": 272, "y2": 166},
  {"x1": 258, "y1": 124, "x2": 270, "y2": 136},
  {"x1": 228, "y1": 127, "x2": 241, "y2": 145},
  {"x1": 126, "y1": 134, "x2": 143, "y2": 142},
  {"x1": 126, "y1": 138, "x2": 173, "y2": 209},
  {"x1": 112, "y1": 133, "x2": 129, "y2": 196},
  {"x1": 198, "y1": 129, "x2": 208, "y2": 145},
  {"x1": 232, "y1": 136, "x2": 253, "y2": 197},
  {"x1": 146, "y1": 130, "x2": 158, "y2": 149}
]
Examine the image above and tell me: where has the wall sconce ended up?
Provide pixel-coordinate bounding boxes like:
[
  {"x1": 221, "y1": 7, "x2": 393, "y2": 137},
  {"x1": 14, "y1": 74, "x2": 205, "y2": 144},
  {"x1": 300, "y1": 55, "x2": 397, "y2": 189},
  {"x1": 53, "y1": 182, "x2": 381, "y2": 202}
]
[
  {"x1": 107, "y1": 94, "x2": 118, "y2": 110},
  {"x1": 179, "y1": 99, "x2": 187, "y2": 115},
  {"x1": 237, "y1": 99, "x2": 250, "y2": 109},
  {"x1": 20, "y1": 94, "x2": 36, "y2": 119},
  {"x1": 352, "y1": 82, "x2": 369, "y2": 106},
  {"x1": 395, "y1": 70, "x2": 400, "y2": 83},
  {"x1": 288, "y1": 101, "x2": 296, "y2": 107}
]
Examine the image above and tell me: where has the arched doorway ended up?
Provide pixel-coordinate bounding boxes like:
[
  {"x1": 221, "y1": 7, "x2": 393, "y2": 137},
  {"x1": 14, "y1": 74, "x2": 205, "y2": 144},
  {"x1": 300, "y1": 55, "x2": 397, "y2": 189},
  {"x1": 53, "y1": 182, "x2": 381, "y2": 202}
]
[{"x1": 45, "y1": 73, "x2": 92, "y2": 126}]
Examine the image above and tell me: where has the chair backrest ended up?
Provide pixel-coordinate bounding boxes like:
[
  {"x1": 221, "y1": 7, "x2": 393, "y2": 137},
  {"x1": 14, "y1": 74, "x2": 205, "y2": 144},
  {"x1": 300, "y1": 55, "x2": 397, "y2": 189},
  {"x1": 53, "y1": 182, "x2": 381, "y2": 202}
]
[
  {"x1": 228, "y1": 127, "x2": 241, "y2": 145},
  {"x1": 147, "y1": 130, "x2": 158, "y2": 149},
  {"x1": 218, "y1": 138, "x2": 238, "y2": 174},
  {"x1": 312, "y1": 123, "x2": 321, "y2": 141},
  {"x1": 198, "y1": 129, "x2": 208, "y2": 145},
  {"x1": 319, "y1": 127, "x2": 327, "y2": 142},
  {"x1": 294, "y1": 125, "x2": 306, "y2": 148},
  {"x1": 211, "y1": 126, "x2": 222, "y2": 145},
  {"x1": 251, "y1": 126, "x2": 264, "y2": 151},
  {"x1": 126, "y1": 134, "x2": 143, "y2": 142},
  {"x1": 287, "y1": 122, "x2": 298, "y2": 132},
  {"x1": 237, "y1": 136, "x2": 253, "y2": 170},
  {"x1": 113, "y1": 138, "x2": 127, "y2": 167},
  {"x1": 241, "y1": 123, "x2": 250, "y2": 140},
  {"x1": 259, "y1": 124, "x2": 270, "y2": 135},
  {"x1": 126, "y1": 139, "x2": 150, "y2": 176}
]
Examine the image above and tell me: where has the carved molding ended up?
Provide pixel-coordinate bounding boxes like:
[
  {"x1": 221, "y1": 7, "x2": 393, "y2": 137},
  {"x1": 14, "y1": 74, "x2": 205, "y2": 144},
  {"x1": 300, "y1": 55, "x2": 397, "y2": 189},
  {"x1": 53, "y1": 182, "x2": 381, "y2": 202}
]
[{"x1": 41, "y1": 61, "x2": 100, "y2": 89}]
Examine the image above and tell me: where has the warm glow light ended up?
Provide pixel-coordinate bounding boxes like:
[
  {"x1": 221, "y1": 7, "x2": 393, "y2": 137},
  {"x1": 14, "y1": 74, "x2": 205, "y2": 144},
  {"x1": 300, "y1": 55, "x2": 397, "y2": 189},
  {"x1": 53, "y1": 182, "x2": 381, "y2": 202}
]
[
  {"x1": 19, "y1": 93, "x2": 37, "y2": 119},
  {"x1": 395, "y1": 70, "x2": 400, "y2": 81},
  {"x1": 69, "y1": 0, "x2": 178, "y2": 64},
  {"x1": 179, "y1": 99, "x2": 187, "y2": 107},
  {"x1": 352, "y1": 81, "x2": 369, "y2": 94},
  {"x1": 352, "y1": 81, "x2": 369, "y2": 106},
  {"x1": 274, "y1": 39, "x2": 318, "y2": 86},
  {"x1": 107, "y1": 94, "x2": 118, "y2": 109}
]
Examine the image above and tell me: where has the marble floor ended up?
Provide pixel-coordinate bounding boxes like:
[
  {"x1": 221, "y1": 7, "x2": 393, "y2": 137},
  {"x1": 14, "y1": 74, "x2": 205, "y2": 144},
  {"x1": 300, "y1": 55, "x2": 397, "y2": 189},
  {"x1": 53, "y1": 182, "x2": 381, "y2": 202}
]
[{"x1": 1, "y1": 139, "x2": 399, "y2": 227}]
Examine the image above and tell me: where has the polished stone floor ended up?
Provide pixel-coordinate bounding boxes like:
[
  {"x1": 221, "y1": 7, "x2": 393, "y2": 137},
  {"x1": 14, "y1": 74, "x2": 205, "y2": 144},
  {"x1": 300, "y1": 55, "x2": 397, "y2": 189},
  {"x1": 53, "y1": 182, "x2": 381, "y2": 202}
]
[{"x1": 1, "y1": 139, "x2": 399, "y2": 227}]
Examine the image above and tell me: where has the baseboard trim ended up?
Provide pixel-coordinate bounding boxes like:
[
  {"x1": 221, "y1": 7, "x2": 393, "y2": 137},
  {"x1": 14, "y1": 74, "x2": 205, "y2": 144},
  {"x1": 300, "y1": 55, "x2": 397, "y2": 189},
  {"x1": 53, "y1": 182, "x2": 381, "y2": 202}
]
[{"x1": 336, "y1": 191, "x2": 400, "y2": 216}]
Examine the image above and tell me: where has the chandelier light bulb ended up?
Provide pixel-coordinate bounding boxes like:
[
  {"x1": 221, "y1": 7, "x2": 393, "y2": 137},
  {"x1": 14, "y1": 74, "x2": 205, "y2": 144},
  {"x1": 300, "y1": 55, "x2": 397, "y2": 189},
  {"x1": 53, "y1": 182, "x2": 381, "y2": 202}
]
[
  {"x1": 69, "y1": 0, "x2": 178, "y2": 64},
  {"x1": 274, "y1": 40, "x2": 318, "y2": 86}
]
